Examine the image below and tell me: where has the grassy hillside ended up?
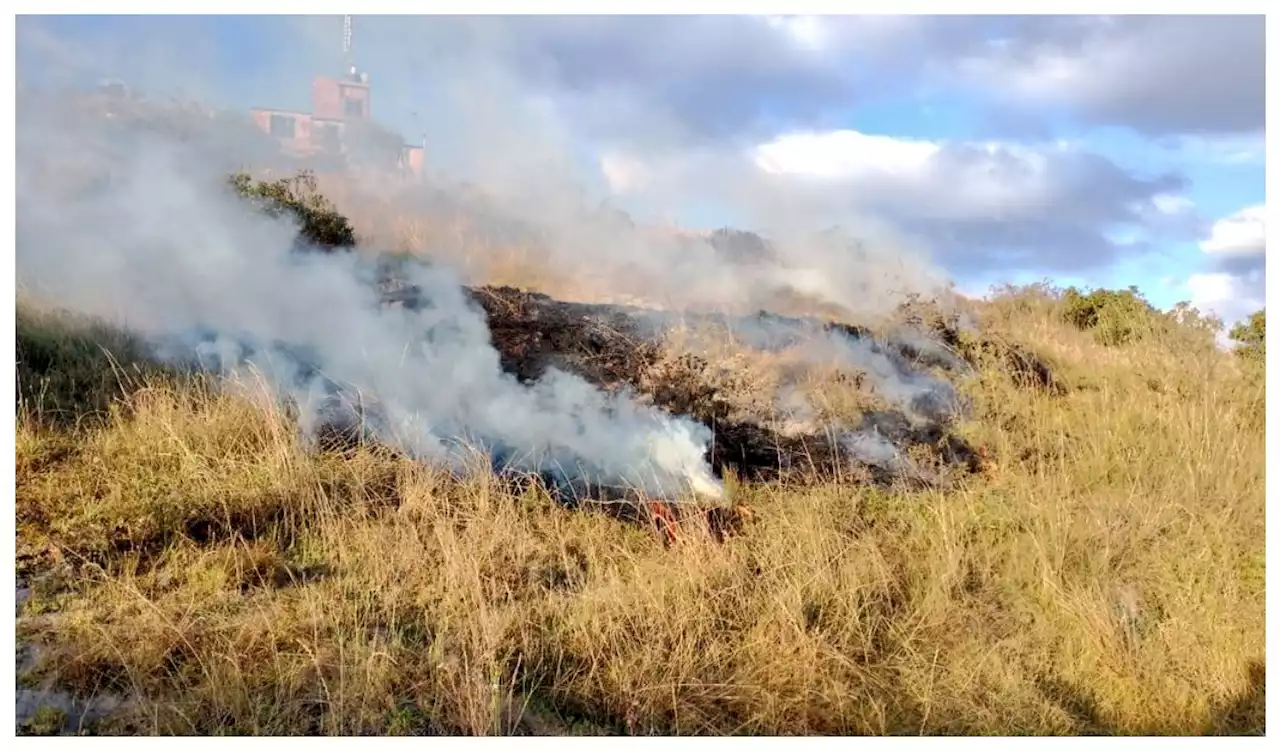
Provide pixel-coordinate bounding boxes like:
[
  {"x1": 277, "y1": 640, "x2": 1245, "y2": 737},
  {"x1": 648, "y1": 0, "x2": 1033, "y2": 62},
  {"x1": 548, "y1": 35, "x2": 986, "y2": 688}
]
[{"x1": 14, "y1": 180, "x2": 1266, "y2": 736}]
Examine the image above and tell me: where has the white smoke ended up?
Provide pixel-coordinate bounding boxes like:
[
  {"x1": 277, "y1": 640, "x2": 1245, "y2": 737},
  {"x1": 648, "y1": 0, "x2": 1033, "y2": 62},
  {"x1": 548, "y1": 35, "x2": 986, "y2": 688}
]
[
  {"x1": 15, "y1": 110, "x2": 723, "y2": 503},
  {"x1": 839, "y1": 422, "x2": 941, "y2": 487},
  {"x1": 804, "y1": 330, "x2": 960, "y2": 423},
  {"x1": 15, "y1": 14, "x2": 977, "y2": 497},
  {"x1": 651, "y1": 309, "x2": 965, "y2": 423},
  {"x1": 840, "y1": 428, "x2": 904, "y2": 471}
]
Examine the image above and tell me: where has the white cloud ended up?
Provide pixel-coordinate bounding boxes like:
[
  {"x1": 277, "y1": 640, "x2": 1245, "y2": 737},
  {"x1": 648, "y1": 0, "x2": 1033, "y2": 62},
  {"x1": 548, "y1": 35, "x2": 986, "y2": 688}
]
[
  {"x1": 596, "y1": 130, "x2": 1195, "y2": 281},
  {"x1": 753, "y1": 130, "x2": 938, "y2": 181},
  {"x1": 751, "y1": 129, "x2": 1062, "y2": 221},
  {"x1": 1179, "y1": 205, "x2": 1267, "y2": 327},
  {"x1": 740, "y1": 128, "x2": 1192, "y2": 274},
  {"x1": 1186, "y1": 272, "x2": 1239, "y2": 304},
  {"x1": 19, "y1": 14, "x2": 1261, "y2": 318},
  {"x1": 1185, "y1": 271, "x2": 1264, "y2": 328},
  {"x1": 763, "y1": 15, "x2": 827, "y2": 51},
  {"x1": 950, "y1": 16, "x2": 1263, "y2": 135},
  {"x1": 1200, "y1": 204, "x2": 1265, "y2": 256}
]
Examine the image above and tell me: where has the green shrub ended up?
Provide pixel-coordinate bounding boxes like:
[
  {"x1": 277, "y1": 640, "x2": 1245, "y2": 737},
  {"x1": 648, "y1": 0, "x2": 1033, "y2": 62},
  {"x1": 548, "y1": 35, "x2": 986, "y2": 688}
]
[
  {"x1": 1229, "y1": 309, "x2": 1265, "y2": 363},
  {"x1": 1061, "y1": 286, "x2": 1162, "y2": 346},
  {"x1": 228, "y1": 170, "x2": 356, "y2": 251}
]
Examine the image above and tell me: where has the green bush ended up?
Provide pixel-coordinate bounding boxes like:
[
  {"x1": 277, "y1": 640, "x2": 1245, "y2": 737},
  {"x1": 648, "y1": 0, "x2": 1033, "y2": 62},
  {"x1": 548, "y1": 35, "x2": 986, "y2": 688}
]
[
  {"x1": 1229, "y1": 309, "x2": 1265, "y2": 363},
  {"x1": 228, "y1": 170, "x2": 356, "y2": 251},
  {"x1": 1061, "y1": 286, "x2": 1162, "y2": 346}
]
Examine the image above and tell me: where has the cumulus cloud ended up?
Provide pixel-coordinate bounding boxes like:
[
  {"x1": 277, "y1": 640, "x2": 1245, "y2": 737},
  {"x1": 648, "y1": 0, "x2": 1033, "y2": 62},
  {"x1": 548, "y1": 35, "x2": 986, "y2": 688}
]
[
  {"x1": 746, "y1": 129, "x2": 1195, "y2": 274},
  {"x1": 28, "y1": 15, "x2": 1263, "y2": 147},
  {"x1": 1185, "y1": 205, "x2": 1266, "y2": 325},
  {"x1": 1186, "y1": 272, "x2": 1264, "y2": 329},
  {"x1": 1150, "y1": 194, "x2": 1195, "y2": 216},
  {"x1": 754, "y1": 130, "x2": 938, "y2": 181},
  {"x1": 388, "y1": 15, "x2": 862, "y2": 147},
  {"x1": 434, "y1": 15, "x2": 1263, "y2": 141},
  {"x1": 947, "y1": 15, "x2": 1264, "y2": 136},
  {"x1": 587, "y1": 126, "x2": 1202, "y2": 282},
  {"x1": 1201, "y1": 205, "x2": 1266, "y2": 257}
]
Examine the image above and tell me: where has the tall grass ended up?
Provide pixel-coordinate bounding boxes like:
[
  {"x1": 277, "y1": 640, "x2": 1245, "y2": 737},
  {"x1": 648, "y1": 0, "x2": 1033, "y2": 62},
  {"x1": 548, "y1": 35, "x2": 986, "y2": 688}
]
[{"x1": 15, "y1": 281, "x2": 1264, "y2": 736}]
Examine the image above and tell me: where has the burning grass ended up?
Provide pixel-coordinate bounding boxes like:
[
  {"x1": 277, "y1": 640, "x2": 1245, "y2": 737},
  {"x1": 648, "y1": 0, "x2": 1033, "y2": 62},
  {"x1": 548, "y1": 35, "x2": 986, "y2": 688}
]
[
  {"x1": 14, "y1": 280, "x2": 1266, "y2": 736},
  {"x1": 15, "y1": 86, "x2": 1265, "y2": 737},
  {"x1": 459, "y1": 282, "x2": 992, "y2": 488}
]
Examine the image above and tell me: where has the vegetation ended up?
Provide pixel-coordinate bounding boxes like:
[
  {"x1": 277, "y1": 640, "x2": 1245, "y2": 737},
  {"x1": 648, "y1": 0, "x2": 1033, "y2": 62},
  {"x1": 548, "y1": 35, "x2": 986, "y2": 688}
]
[
  {"x1": 1059, "y1": 285, "x2": 1166, "y2": 346},
  {"x1": 707, "y1": 227, "x2": 776, "y2": 265},
  {"x1": 15, "y1": 303, "x2": 174, "y2": 429},
  {"x1": 1229, "y1": 309, "x2": 1266, "y2": 363},
  {"x1": 20, "y1": 706, "x2": 68, "y2": 737},
  {"x1": 228, "y1": 171, "x2": 357, "y2": 250},
  {"x1": 14, "y1": 179, "x2": 1265, "y2": 736}
]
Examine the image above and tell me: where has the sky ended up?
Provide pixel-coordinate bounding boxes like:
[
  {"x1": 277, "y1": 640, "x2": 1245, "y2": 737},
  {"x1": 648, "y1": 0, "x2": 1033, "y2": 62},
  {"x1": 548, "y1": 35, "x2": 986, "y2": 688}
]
[{"x1": 14, "y1": 13, "x2": 1268, "y2": 326}]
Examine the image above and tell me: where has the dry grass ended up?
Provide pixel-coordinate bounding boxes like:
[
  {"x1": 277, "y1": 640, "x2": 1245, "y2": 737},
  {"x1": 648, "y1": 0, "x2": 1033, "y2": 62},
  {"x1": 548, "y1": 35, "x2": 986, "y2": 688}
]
[
  {"x1": 652, "y1": 319, "x2": 890, "y2": 435},
  {"x1": 14, "y1": 283, "x2": 1265, "y2": 736}
]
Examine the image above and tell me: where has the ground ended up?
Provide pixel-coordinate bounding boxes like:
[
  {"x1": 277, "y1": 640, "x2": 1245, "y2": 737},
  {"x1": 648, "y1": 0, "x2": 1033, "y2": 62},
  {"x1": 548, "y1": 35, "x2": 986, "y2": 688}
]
[{"x1": 13, "y1": 185, "x2": 1266, "y2": 736}]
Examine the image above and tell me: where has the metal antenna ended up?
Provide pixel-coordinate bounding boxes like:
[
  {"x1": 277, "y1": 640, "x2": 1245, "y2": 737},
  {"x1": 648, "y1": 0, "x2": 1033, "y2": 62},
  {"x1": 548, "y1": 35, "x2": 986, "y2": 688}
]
[{"x1": 343, "y1": 15, "x2": 353, "y2": 72}]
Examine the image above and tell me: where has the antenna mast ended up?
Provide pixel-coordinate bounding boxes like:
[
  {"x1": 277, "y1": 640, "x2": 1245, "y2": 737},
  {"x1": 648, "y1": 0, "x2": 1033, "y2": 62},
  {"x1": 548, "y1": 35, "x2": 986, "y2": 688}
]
[{"x1": 342, "y1": 15, "x2": 354, "y2": 73}]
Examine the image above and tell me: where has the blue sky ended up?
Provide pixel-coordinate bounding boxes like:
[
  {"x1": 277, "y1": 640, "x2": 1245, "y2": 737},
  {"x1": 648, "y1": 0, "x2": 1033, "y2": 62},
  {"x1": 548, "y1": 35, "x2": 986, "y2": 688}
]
[{"x1": 16, "y1": 14, "x2": 1267, "y2": 324}]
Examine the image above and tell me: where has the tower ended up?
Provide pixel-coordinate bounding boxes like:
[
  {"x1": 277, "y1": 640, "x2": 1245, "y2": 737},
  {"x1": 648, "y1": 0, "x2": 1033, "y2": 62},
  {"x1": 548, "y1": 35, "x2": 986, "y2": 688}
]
[
  {"x1": 343, "y1": 15, "x2": 353, "y2": 73},
  {"x1": 310, "y1": 15, "x2": 370, "y2": 122}
]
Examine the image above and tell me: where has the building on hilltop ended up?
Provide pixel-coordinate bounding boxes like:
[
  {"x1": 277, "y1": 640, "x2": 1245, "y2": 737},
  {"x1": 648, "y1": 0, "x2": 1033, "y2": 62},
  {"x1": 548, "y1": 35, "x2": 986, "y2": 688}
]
[{"x1": 249, "y1": 17, "x2": 424, "y2": 180}]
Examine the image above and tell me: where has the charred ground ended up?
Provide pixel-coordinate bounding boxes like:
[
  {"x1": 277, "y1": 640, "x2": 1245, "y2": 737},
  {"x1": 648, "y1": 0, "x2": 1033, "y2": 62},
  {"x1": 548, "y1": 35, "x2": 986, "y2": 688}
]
[
  {"x1": 15, "y1": 170, "x2": 1262, "y2": 737},
  {"x1": 462, "y1": 283, "x2": 993, "y2": 486}
]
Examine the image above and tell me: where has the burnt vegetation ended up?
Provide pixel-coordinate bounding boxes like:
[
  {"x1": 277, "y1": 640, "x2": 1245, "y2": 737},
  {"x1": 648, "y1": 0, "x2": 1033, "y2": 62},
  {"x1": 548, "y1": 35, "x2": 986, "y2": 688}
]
[
  {"x1": 14, "y1": 171, "x2": 1265, "y2": 737},
  {"x1": 213, "y1": 173, "x2": 1003, "y2": 491}
]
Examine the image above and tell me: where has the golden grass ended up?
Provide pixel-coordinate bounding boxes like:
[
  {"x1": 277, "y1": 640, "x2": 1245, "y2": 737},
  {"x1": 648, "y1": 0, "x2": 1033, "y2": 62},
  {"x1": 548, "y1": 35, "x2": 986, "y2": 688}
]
[{"x1": 14, "y1": 285, "x2": 1265, "y2": 736}]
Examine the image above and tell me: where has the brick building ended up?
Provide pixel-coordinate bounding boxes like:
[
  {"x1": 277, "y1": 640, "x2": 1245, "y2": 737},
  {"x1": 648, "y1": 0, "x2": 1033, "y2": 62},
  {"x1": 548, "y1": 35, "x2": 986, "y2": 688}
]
[{"x1": 250, "y1": 66, "x2": 424, "y2": 179}]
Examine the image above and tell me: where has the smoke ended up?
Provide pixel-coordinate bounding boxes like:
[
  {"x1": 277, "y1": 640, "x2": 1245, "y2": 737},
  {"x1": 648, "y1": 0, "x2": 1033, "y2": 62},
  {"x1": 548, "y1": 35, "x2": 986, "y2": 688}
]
[
  {"x1": 282, "y1": 15, "x2": 956, "y2": 317},
  {"x1": 642, "y1": 307, "x2": 964, "y2": 423},
  {"x1": 837, "y1": 425, "x2": 937, "y2": 489},
  {"x1": 16, "y1": 108, "x2": 722, "y2": 502},
  {"x1": 16, "y1": 16, "x2": 975, "y2": 495},
  {"x1": 840, "y1": 429, "x2": 904, "y2": 471},
  {"x1": 807, "y1": 331, "x2": 960, "y2": 422}
]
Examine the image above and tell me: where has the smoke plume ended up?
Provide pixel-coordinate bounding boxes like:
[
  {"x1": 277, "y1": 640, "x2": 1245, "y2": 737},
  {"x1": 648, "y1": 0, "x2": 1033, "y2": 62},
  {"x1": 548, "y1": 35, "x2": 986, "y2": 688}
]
[
  {"x1": 16, "y1": 110, "x2": 723, "y2": 502},
  {"x1": 16, "y1": 16, "x2": 973, "y2": 497}
]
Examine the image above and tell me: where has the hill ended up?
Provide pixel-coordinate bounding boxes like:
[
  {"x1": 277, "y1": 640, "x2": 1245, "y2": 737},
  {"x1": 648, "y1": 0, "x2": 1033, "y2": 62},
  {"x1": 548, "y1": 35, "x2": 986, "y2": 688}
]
[{"x1": 14, "y1": 170, "x2": 1265, "y2": 736}]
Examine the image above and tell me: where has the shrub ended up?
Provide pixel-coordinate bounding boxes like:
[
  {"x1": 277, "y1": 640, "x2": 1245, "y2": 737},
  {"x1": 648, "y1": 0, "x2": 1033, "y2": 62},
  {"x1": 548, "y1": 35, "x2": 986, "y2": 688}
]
[
  {"x1": 1061, "y1": 286, "x2": 1162, "y2": 346},
  {"x1": 707, "y1": 228, "x2": 776, "y2": 265},
  {"x1": 228, "y1": 170, "x2": 356, "y2": 251},
  {"x1": 1229, "y1": 309, "x2": 1265, "y2": 363}
]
